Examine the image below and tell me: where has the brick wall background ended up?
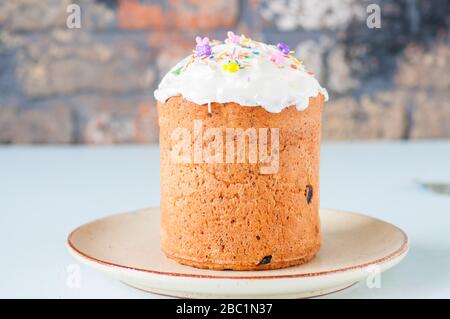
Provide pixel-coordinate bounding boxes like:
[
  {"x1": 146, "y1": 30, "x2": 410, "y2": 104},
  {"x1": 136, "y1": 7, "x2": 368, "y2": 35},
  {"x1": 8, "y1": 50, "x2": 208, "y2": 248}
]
[{"x1": 0, "y1": 0, "x2": 449, "y2": 144}]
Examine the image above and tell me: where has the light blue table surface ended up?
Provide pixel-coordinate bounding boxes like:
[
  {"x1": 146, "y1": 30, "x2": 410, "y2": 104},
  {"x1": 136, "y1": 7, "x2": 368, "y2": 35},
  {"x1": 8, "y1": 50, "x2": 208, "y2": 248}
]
[{"x1": 0, "y1": 141, "x2": 449, "y2": 298}]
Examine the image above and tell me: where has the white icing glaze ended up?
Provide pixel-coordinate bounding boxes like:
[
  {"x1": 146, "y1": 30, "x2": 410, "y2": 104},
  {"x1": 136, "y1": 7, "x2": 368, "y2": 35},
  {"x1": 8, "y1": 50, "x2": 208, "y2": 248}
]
[{"x1": 154, "y1": 36, "x2": 328, "y2": 113}]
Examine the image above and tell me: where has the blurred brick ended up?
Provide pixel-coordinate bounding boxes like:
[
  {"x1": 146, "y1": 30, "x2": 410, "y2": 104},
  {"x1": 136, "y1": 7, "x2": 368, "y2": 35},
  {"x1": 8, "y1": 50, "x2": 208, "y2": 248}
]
[
  {"x1": 135, "y1": 102, "x2": 159, "y2": 143},
  {"x1": 0, "y1": 0, "x2": 70, "y2": 32},
  {"x1": 295, "y1": 37, "x2": 333, "y2": 85},
  {"x1": 171, "y1": 0, "x2": 238, "y2": 30},
  {"x1": 117, "y1": 0, "x2": 165, "y2": 30},
  {"x1": 395, "y1": 39, "x2": 450, "y2": 139},
  {"x1": 0, "y1": 107, "x2": 16, "y2": 143},
  {"x1": 327, "y1": 46, "x2": 359, "y2": 94},
  {"x1": 0, "y1": 0, "x2": 116, "y2": 32},
  {"x1": 410, "y1": 91, "x2": 450, "y2": 139},
  {"x1": 237, "y1": 0, "x2": 268, "y2": 31},
  {"x1": 79, "y1": 0, "x2": 117, "y2": 30},
  {"x1": 118, "y1": 0, "x2": 238, "y2": 30},
  {"x1": 83, "y1": 112, "x2": 137, "y2": 144},
  {"x1": 258, "y1": 0, "x2": 365, "y2": 31},
  {"x1": 13, "y1": 31, "x2": 155, "y2": 98},
  {"x1": 395, "y1": 41, "x2": 450, "y2": 90},
  {"x1": 150, "y1": 32, "x2": 195, "y2": 75},
  {"x1": 0, "y1": 0, "x2": 449, "y2": 145},
  {"x1": 323, "y1": 90, "x2": 407, "y2": 140},
  {"x1": 73, "y1": 95, "x2": 158, "y2": 144},
  {"x1": 0, "y1": 103, "x2": 73, "y2": 144}
]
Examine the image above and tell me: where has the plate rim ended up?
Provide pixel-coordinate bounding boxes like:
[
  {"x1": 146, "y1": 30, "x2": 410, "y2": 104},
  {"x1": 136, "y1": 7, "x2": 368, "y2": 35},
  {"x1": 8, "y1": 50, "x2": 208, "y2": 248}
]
[{"x1": 67, "y1": 207, "x2": 409, "y2": 280}]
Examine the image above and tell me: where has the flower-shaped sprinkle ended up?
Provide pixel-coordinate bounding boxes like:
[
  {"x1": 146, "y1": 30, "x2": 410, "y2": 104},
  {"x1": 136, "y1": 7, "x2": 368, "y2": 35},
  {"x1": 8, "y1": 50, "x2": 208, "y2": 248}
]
[
  {"x1": 269, "y1": 51, "x2": 286, "y2": 65},
  {"x1": 223, "y1": 61, "x2": 240, "y2": 73},
  {"x1": 276, "y1": 42, "x2": 290, "y2": 55},
  {"x1": 226, "y1": 31, "x2": 241, "y2": 44},
  {"x1": 194, "y1": 36, "x2": 212, "y2": 58}
]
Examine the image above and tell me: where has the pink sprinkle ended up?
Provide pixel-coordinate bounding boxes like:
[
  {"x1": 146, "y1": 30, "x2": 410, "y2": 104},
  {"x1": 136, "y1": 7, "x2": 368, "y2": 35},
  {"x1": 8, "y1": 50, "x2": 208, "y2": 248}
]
[
  {"x1": 194, "y1": 36, "x2": 212, "y2": 57},
  {"x1": 270, "y1": 52, "x2": 286, "y2": 65},
  {"x1": 227, "y1": 31, "x2": 241, "y2": 44}
]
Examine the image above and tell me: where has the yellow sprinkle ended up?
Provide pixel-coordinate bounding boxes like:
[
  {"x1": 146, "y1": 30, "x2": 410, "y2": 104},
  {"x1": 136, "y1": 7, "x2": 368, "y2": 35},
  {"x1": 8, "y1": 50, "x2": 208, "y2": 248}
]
[
  {"x1": 290, "y1": 56, "x2": 303, "y2": 65},
  {"x1": 223, "y1": 61, "x2": 239, "y2": 73}
]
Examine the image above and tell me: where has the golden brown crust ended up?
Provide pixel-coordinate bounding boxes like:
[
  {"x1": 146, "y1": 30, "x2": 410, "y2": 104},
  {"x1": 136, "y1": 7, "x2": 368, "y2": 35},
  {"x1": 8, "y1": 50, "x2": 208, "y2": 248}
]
[
  {"x1": 158, "y1": 96, "x2": 324, "y2": 270},
  {"x1": 165, "y1": 251, "x2": 317, "y2": 271}
]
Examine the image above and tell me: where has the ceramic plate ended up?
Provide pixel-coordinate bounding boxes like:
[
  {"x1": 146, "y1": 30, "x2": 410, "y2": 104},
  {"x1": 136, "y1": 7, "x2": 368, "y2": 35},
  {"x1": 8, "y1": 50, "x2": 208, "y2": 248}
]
[{"x1": 67, "y1": 208, "x2": 408, "y2": 298}]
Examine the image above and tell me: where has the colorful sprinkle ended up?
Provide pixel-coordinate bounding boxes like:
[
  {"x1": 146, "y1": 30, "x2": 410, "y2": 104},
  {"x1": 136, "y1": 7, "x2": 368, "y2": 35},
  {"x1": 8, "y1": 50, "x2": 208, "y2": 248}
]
[
  {"x1": 172, "y1": 66, "x2": 183, "y2": 76},
  {"x1": 277, "y1": 42, "x2": 290, "y2": 55},
  {"x1": 226, "y1": 31, "x2": 241, "y2": 44},
  {"x1": 175, "y1": 33, "x2": 312, "y2": 76},
  {"x1": 194, "y1": 36, "x2": 212, "y2": 58},
  {"x1": 223, "y1": 61, "x2": 240, "y2": 73},
  {"x1": 269, "y1": 51, "x2": 286, "y2": 65},
  {"x1": 290, "y1": 56, "x2": 302, "y2": 65}
]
